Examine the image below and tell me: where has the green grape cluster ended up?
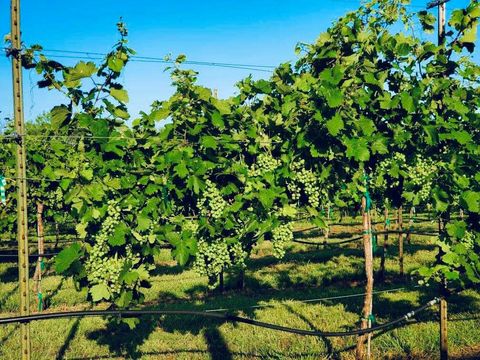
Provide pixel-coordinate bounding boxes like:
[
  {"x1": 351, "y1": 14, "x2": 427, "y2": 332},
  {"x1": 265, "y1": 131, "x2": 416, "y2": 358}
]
[
  {"x1": 287, "y1": 183, "x2": 301, "y2": 201},
  {"x1": 193, "y1": 238, "x2": 231, "y2": 282},
  {"x1": 248, "y1": 153, "x2": 280, "y2": 177},
  {"x1": 288, "y1": 159, "x2": 321, "y2": 208},
  {"x1": 45, "y1": 187, "x2": 63, "y2": 208},
  {"x1": 377, "y1": 152, "x2": 406, "y2": 188},
  {"x1": 183, "y1": 219, "x2": 199, "y2": 234},
  {"x1": 193, "y1": 235, "x2": 247, "y2": 288},
  {"x1": 463, "y1": 230, "x2": 476, "y2": 250},
  {"x1": 197, "y1": 179, "x2": 227, "y2": 219},
  {"x1": 271, "y1": 222, "x2": 293, "y2": 258},
  {"x1": 85, "y1": 200, "x2": 137, "y2": 295},
  {"x1": 229, "y1": 241, "x2": 247, "y2": 268},
  {"x1": 407, "y1": 155, "x2": 438, "y2": 202}
]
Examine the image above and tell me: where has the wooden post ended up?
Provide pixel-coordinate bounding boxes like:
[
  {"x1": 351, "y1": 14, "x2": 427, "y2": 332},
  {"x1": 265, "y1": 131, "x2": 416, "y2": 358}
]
[
  {"x1": 379, "y1": 207, "x2": 388, "y2": 282},
  {"x1": 54, "y1": 222, "x2": 60, "y2": 249},
  {"x1": 10, "y1": 0, "x2": 31, "y2": 358},
  {"x1": 325, "y1": 204, "x2": 330, "y2": 240},
  {"x1": 406, "y1": 207, "x2": 414, "y2": 245},
  {"x1": 33, "y1": 203, "x2": 44, "y2": 310},
  {"x1": 440, "y1": 298, "x2": 448, "y2": 360},
  {"x1": 219, "y1": 269, "x2": 224, "y2": 292},
  {"x1": 398, "y1": 206, "x2": 404, "y2": 277},
  {"x1": 237, "y1": 269, "x2": 245, "y2": 290},
  {"x1": 356, "y1": 197, "x2": 374, "y2": 359}
]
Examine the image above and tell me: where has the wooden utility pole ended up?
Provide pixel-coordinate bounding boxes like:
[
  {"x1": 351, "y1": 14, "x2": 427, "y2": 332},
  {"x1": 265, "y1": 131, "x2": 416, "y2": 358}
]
[
  {"x1": 438, "y1": 0, "x2": 447, "y2": 45},
  {"x1": 10, "y1": 0, "x2": 31, "y2": 358},
  {"x1": 426, "y1": 0, "x2": 449, "y2": 42},
  {"x1": 356, "y1": 196, "x2": 374, "y2": 359}
]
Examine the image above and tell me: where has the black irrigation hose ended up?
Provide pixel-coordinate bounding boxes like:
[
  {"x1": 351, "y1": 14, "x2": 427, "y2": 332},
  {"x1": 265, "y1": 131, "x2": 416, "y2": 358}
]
[
  {"x1": 0, "y1": 297, "x2": 441, "y2": 337},
  {"x1": 374, "y1": 230, "x2": 439, "y2": 237},
  {"x1": 0, "y1": 252, "x2": 59, "y2": 259},
  {"x1": 293, "y1": 235, "x2": 363, "y2": 247},
  {"x1": 293, "y1": 229, "x2": 440, "y2": 247},
  {"x1": 0, "y1": 238, "x2": 77, "y2": 246}
]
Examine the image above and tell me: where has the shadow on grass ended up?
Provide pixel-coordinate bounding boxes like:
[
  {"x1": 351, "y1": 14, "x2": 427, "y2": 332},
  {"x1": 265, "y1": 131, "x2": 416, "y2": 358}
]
[
  {"x1": 44, "y1": 278, "x2": 64, "y2": 310},
  {"x1": 150, "y1": 263, "x2": 185, "y2": 277},
  {"x1": 283, "y1": 303, "x2": 340, "y2": 359},
  {"x1": 247, "y1": 247, "x2": 363, "y2": 271},
  {"x1": 78, "y1": 282, "x2": 480, "y2": 360},
  {"x1": 87, "y1": 315, "x2": 158, "y2": 359},
  {"x1": 0, "y1": 283, "x2": 18, "y2": 310},
  {"x1": 294, "y1": 229, "x2": 359, "y2": 240},
  {"x1": 0, "y1": 324, "x2": 18, "y2": 348},
  {"x1": 0, "y1": 262, "x2": 40, "y2": 283},
  {"x1": 69, "y1": 349, "x2": 335, "y2": 359},
  {"x1": 56, "y1": 317, "x2": 81, "y2": 360}
]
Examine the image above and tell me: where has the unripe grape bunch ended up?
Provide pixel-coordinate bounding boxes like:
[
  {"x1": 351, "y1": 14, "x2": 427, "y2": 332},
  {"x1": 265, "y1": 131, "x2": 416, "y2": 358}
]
[
  {"x1": 197, "y1": 179, "x2": 227, "y2": 219},
  {"x1": 248, "y1": 153, "x2": 281, "y2": 177},
  {"x1": 288, "y1": 159, "x2": 321, "y2": 208},
  {"x1": 85, "y1": 200, "x2": 139, "y2": 295},
  {"x1": 271, "y1": 222, "x2": 294, "y2": 258}
]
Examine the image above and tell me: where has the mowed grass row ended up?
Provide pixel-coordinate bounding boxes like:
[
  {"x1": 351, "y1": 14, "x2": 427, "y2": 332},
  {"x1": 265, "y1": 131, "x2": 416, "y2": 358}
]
[{"x1": 0, "y1": 217, "x2": 479, "y2": 359}]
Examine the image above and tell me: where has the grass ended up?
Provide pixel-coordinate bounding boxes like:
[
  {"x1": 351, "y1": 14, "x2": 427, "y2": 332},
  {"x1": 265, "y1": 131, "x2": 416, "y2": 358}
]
[{"x1": 0, "y1": 214, "x2": 479, "y2": 359}]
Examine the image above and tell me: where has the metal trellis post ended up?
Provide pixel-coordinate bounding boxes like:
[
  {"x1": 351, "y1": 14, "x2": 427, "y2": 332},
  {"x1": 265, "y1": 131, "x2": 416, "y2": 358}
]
[{"x1": 10, "y1": 0, "x2": 31, "y2": 358}]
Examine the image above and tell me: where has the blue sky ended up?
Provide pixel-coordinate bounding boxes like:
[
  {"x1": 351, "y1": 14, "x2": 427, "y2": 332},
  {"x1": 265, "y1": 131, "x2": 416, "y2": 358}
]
[{"x1": 0, "y1": 0, "x2": 474, "y2": 124}]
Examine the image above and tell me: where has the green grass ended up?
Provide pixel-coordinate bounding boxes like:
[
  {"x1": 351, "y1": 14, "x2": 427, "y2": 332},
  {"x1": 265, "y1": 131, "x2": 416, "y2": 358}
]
[{"x1": 0, "y1": 216, "x2": 479, "y2": 359}]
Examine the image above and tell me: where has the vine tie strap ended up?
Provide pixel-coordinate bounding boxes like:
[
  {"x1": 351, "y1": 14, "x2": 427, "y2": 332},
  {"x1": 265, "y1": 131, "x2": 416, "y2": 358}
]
[
  {"x1": 0, "y1": 175, "x2": 6, "y2": 204},
  {"x1": 38, "y1": 292, "x2": 43, "y2": 312},
  {"x1": 365, "y1": 190, "x2": 372, "y2": 212},
  {"x1": 362, "y1": 313, "x2": 376, "y2": 324},
  {"x1": 372, "y1": 233, "x2": 378, "y2": 254}
]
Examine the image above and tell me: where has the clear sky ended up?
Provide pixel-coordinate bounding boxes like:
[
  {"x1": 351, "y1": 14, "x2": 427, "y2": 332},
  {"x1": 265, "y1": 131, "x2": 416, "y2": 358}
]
[{"x1": 0, "y1": 0, "x2": 474, "y2": 124}]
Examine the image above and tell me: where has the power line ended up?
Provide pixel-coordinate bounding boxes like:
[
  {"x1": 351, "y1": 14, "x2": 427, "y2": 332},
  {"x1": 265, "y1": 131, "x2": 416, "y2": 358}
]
[
  {"x1": 43, "y1": 54, "x2": 274, "y2": 73},
  {"x1": 41, "y1": 49, "x2": 276, "y2": 69},
  {"x1": 2, "y1": 48, "x2": 275, "y2": 73}
]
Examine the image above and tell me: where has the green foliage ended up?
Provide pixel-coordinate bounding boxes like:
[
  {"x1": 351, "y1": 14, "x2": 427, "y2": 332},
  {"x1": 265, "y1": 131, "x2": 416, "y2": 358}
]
[{"x1": 4, "y1": 0, "x2": 479, "y2": 306}]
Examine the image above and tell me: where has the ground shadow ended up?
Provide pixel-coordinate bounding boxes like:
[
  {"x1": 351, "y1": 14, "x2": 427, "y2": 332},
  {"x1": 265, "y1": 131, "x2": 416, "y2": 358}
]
[
  {"x1": 79, "y1": 280, "x2": 480, "y2": 360},
  {"x1": 56, "y1": 317, "x2": 81, "y2": 360}
]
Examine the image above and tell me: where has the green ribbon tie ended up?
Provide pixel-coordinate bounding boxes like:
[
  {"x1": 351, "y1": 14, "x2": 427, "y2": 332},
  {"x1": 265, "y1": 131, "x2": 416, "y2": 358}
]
[
  {"x1": 0, "y1": 175, "x2": 6, "y2": 204},
  {"x1": 365, "y1": 190, "x2": 372, "y2": 212},
  {"x1": 386, "y1": 218, "x2": 391, "y2": 227},
  {"x1": 38, "y1": 292, "x2": 43, "y2": 311},
  {"x1": 40, "y1": 259, "x2": 45, "y2": 271},
  {"x1": 368, "y1": 314, "x2": 376, "y2": 324}
]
